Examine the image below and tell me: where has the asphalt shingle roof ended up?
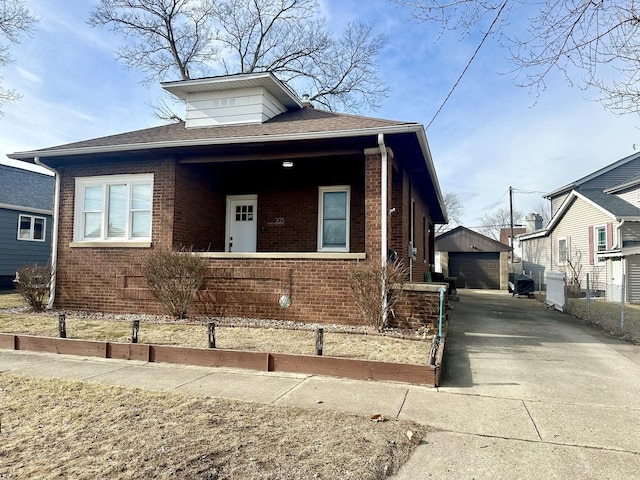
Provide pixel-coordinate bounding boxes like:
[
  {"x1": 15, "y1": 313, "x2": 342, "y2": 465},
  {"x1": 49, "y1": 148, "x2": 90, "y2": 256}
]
[
  {"x1": 579, "y1": 188, "x2": 640, "y2": 218},
  {"x1": 28, "y1": 107, "x2": 414, "y2": 154},
  {"x1": 0, "y1": 164, "x2": 54, "y2": 211}
]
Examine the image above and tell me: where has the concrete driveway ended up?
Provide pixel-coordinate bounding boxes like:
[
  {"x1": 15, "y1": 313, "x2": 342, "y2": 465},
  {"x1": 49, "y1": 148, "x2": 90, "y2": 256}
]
[{"x1": 393, "y1": 289, "x2": 640, "y2": 479}]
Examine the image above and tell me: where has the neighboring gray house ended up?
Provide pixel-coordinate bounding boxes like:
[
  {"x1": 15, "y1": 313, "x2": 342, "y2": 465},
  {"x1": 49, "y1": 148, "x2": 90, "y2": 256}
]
[
  {"x1": 0, "y1": 164, "x2": 54, "y2": 289},
  {"x1": 519, "y1": 152, "x2": 640, "y2": 302}
]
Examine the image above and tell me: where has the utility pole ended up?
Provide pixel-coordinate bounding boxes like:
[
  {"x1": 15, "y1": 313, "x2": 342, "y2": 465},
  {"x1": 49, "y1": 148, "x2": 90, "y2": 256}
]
[{"x1": 509, "y1": 186, "x2": 514, "y2": 269}]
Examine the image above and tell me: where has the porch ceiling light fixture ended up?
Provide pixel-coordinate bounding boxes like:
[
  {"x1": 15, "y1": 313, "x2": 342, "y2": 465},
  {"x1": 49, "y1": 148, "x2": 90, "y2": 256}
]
[{"x1": 282, "y1": 161, "x2": 294, "y2": 168}]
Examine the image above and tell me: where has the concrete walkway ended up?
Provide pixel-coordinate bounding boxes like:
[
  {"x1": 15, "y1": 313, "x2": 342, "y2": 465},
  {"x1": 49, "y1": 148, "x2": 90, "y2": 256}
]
[{"x1": 1, "y1": 290, "x2": 639, "y2": 478}]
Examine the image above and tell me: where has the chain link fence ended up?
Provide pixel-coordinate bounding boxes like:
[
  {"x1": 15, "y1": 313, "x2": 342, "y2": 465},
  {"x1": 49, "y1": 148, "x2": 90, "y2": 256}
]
[
  {"x1": 518, "y1": 268, "x2": 639, "y2": 344},
  {"x1": 564, "y1": 287, "x2": 640, "y2": 344}
]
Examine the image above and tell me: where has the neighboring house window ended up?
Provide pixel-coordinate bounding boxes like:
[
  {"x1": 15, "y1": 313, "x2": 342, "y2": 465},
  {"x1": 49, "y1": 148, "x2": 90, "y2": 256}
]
[
  {"x1": 74, "y1": 174, "x2": 153, "y2": 242},
  {"x1": 318, "y1": 186, "x2": 350, "y2": 252},
  {"x1": 595, "y1": 226, "x2": 607, "y2": 252},
  {"x1": 557, "y1": 237, "x2": 568, "y2": 265},
  {"x1": 17, "y1": 214, "x2": 46, "y2": 242}
]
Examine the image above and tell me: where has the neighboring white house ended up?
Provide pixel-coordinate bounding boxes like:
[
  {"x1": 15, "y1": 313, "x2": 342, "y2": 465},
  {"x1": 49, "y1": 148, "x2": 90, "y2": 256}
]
[{"x1": 519, "y1": 152, "x2": 640, "y2": 303}]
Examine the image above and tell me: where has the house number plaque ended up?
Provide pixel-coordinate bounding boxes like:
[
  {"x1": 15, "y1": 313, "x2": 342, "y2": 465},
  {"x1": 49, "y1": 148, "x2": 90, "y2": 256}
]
[{"x1": 267, "y1": 217, "x2": 285, "y2": 226}]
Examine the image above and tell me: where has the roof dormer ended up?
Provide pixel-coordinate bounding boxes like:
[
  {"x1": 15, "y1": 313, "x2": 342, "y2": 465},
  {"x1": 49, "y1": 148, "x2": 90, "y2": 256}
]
[{"x1": 161, "y1": 72, "x2": 303, "y2": 128}]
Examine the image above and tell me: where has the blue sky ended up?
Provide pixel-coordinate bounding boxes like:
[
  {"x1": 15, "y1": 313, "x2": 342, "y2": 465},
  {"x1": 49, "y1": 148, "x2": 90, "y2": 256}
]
[{"x1": 2, "y1": 0, "x2": 640, "y2": 229}]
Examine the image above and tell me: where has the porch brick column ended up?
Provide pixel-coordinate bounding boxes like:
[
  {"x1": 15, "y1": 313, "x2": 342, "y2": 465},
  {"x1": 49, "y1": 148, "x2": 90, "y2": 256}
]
[{"x1": 364, "y1": 147, "x2": 393, "y2": 263}]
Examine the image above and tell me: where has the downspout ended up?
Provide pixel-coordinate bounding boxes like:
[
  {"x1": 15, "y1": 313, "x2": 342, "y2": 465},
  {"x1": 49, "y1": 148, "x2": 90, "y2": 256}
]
[
  {"x1": 378, "y1": 133, "x2": 388, "y2": 265},
  {"x1": 34, "y1": 157, "x2": 59, "y2": 310},
  {"x1": 617, "y1": 219, "x2": 625, "y2": 249},
  {"x1": 378, "y1": 133, "x2": 389, "y2": 327}
]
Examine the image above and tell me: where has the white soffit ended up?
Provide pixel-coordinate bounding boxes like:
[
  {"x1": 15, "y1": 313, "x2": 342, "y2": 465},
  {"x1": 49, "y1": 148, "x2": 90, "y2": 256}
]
[{"x1": 161, "y1": 72, "x2": 303, "y2": 110}]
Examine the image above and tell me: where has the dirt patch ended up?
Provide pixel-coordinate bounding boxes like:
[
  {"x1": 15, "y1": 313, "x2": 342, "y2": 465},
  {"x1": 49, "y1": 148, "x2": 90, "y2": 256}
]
[
  {"x1": 0, "y1": 374, "x2": 430, "y2": 479},
  {"x1": 565, "y1": 297, "x2": 640, "y2": 344},
  {"x1": 0, "y1": 294, "x2": 434, "y2": 365}
]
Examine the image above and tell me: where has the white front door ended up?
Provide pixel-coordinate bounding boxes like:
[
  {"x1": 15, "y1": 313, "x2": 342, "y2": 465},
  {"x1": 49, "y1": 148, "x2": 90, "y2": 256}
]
[{"x1": 226, "y1": 195, "x2": 257, "y2": 252}]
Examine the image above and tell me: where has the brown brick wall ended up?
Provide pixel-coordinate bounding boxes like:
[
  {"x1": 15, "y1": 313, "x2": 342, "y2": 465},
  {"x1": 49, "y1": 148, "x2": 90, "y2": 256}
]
[
  {"x1": 388, "y1": 160, "x2": 432, "y2": 282},
  {"x1": 115, "y1": 257, "x2": 366, "y2": 324},
  {"x1": 364, "y1": 149, "x2": 383, "y2": 262},
  {"x1": 391, "y1": 286, "x2": 448, "y2": 331},
  {"x1": 174, "y1": 163, "x2": 224, "y2": 251}
]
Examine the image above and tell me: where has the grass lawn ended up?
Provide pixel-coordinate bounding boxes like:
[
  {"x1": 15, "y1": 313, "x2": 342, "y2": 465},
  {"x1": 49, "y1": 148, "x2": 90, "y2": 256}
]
[{"x1": 0, "y1": 374, "x2": 430, "y2": 479}]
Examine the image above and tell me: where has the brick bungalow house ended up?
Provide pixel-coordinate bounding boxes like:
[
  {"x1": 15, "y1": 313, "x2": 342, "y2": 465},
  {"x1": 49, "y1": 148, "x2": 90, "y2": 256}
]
[{"x1": 8, "y1": 72, "x2": 447, "y2": 325}]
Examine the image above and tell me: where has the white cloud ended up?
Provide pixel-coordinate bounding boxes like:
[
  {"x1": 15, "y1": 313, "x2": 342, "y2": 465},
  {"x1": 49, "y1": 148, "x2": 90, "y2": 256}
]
[{"x1": 13, "y1": 66, "x2": 42, "y2": 85}]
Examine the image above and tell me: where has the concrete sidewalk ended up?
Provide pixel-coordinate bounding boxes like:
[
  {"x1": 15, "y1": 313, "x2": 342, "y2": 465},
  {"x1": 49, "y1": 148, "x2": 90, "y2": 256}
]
[{"x1": 1, "y1": 290, "x2": 639, "y2": 478}]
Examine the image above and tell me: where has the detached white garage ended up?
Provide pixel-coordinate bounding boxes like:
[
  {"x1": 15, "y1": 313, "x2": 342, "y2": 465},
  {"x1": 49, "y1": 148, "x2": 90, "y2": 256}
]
[{"x1": 436, "y1": 226, "x2": 511, "y2": 290}]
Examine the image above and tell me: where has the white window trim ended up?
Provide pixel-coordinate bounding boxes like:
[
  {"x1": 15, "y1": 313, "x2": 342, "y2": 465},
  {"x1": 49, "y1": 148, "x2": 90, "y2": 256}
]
[
  {"x1": 317, "y1": 185, "x2": 350, "y2": 252},
  {"x1": 557, "y1": 236, "x2": 568, "y2": 266},
  {"x1": 17, "y1": 214, "x2": 46, "y2": 242},
  {"x1": 594, "y1": 224, "x2": 607, "y2": 252},
  {"x1": 73, "y1": 173, "x2": 153, "y2": 244}
]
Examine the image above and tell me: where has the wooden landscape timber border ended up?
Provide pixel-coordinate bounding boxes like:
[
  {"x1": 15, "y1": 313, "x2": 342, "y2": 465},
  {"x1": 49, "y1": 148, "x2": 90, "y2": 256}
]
[{"x1": 0, "y1": 333, "x2": 444, "y2": 386}]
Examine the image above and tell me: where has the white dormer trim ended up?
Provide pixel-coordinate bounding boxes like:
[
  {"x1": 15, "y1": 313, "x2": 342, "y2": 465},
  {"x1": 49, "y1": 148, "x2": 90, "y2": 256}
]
[{"x1": 161, "y1": 72, "x2": 303, "y2": 128}]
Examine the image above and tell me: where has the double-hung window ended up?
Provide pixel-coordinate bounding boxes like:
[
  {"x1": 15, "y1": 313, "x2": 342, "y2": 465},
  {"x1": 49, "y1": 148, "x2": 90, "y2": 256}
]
[
  {"x1": 595, "y1": 226, "x2": 607, "y2": 252},
  {"x1": 74, "y1": 174, "x2": 153, "y2": 243},
  {"x1": 18, "y1": 214, "x2": 46, "y2": 241},
  {"x1": 557, "y1": 237, "x2": 567, "y2": 265},
  {"x1": 318, "y1": 186, "x2": 350, "y2": 252}
]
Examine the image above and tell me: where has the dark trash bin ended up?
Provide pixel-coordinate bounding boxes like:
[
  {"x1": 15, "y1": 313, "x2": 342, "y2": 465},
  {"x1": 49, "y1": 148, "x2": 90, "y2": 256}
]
[{"x1": 509, "y1": 273, "x2": 535, "y2": 298}]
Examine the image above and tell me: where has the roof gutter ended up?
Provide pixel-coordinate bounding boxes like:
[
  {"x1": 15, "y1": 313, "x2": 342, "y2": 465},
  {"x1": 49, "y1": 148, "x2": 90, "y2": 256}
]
[
  {"x1": 33, "y1": 157, "x2": 59, "y2": 310},
  {"x1": 413, "y1": 127, "x2": 447, "y2": 224},
  {"x1": 8, "y1": 124, "x2": 428, "y2": 160}
]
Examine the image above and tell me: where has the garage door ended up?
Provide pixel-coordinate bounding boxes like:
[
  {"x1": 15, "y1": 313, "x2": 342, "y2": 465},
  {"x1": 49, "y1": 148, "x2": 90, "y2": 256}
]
[{"x1": 449, "y1": 252, "x2": 500, "y2": 289}]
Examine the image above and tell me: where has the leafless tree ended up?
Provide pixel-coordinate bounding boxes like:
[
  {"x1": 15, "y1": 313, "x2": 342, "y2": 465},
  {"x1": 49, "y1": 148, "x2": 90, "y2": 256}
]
[
  {"x1": 478, "y1": 206, "x2": 522, "y2": 241},
  {"x1": 436, "y1": 191, "x2": 463, "y2": 232},
  {"x1": 90, "y1": 0, "x2": 388, "y2": 113},
  {"x1": 89, "y1": 0, "x2": 217, "y2": 84},
  {"x1": 0, "y1": 0, "x2": 37, "y2": 114},
  {"x1": 565, "y1": 247, "x2": 584, "y2": 297},
  {"x1": 398, "y1": 0, "x2": 640, "y2": 115},
  {"x1": 533, "y1": 199, "x2": 551, "y2": 227}
]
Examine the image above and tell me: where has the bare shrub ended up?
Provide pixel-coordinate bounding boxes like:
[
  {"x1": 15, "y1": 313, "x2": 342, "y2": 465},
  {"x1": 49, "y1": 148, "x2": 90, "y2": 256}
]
[
  {"x1": 565, "y1": 248, "x2": 584, "y2": 298},
  {"x1": 146, "y1": 247, "x2": 208, "y2": 319},
  {"x1": 348, "y1": 259, "x2": 407, "y2": 331},
  {"x1": 15, "y1": 263, "x2": 52, "y2": 312}
]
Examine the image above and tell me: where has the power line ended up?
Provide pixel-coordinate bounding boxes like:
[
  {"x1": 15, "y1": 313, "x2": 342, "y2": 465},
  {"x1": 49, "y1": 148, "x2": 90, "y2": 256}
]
[{"x1": 426, "y1": 0, "x2": 509, "y2": 130}]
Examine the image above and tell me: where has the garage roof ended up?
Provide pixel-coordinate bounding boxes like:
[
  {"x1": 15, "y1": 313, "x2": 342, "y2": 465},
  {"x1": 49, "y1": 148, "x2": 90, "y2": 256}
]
[{"x1": 435, "y1": 226, "x2": 511, "y2": 253}]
